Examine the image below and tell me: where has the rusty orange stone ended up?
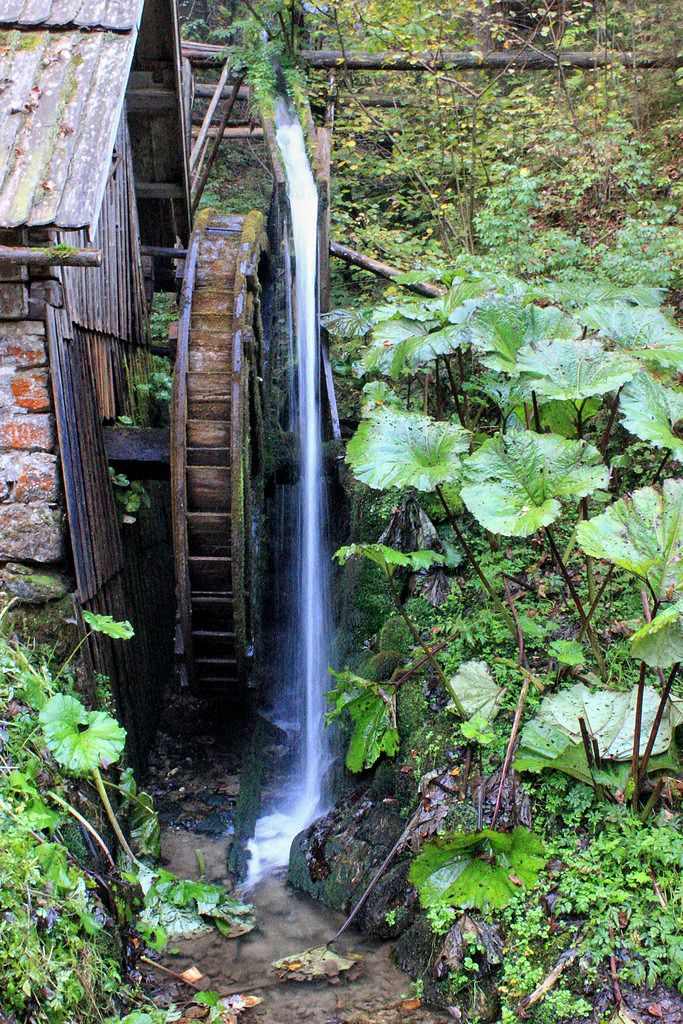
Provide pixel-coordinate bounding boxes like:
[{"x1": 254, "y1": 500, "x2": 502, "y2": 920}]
[{"x1": 11, "y1": 369, "x2": 50, "y2": 412}]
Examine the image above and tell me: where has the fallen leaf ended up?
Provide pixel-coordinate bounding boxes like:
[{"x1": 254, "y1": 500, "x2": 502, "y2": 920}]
[
  {"x1": 180, "y1": 966, "x2": 204, "y2": 984},
  {"x1": 401, "y1": 997, "x2": 422, "y2": 1011},
  {"x1": 272, "y1": 944, "x2": 362, "y2": 983},
  {"x1": 647, "y1": 1007, "x2": 664, "y2": 1019}
]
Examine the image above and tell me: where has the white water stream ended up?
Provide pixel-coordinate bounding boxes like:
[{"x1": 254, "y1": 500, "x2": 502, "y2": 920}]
[{"x1": 246, "y1": 99, "x2": 331, "y2": 884}]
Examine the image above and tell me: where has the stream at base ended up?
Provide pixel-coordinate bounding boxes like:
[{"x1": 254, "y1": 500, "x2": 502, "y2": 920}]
[
  {"x1": 159, "y1": 828, "x2": 450, "y2": 1024},
  {"x1": 146, "y1": 696, "x2": 450, "y2": 1024}
]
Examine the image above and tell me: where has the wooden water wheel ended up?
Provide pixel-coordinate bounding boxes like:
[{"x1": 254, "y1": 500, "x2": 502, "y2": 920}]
[{"x1": 171, "y1": 213, "x2": 268, "y2": 697}]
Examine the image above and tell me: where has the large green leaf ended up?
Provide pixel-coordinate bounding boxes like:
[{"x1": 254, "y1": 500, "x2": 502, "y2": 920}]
[
  {"x1": 515, "y1": 338, "x2": 637, "y2": 401},
  {"x1": 361, "y1": 312, "x2": 436, "y2": 376},
  {"x1": 446, "y1": 661, "x2": 505, "y2": 721},
  {"x1": 409, "y1": 827, "x2": 546, "y2": 912},
  {"x1": 630, "y1": 599, "x2": 683, "y2": 668},
  {"x1": 576, "y1": 479, "x2": 683, "y2": 601},
  {"x1": 335, "y1": 542, "x2": 445, "y2": 576},
  {"x1": 577, "y1": 302, "x2": 683, "y2": 370},
  {"x1": 470, "y1": 301, "x2": 581, "y2": 373},
  {"x1": 461, "y1": 430, "x2": 608, "y2": 537},
  {"x1": 321, "y1": 308, "x2": 374, "y2": 340},
  {"x1": 82, "y1": 611, "x2": 134, "y2": 640},
  {"x1": 137, "y1": 866, "x2": 254, "y2": 945},
  {"x1": 346, "y1": 408, "x2": 470, "y2": 491},
  {"x1": 40, "y1": 694, "x2": 126, "y2": 773},
  {"x1": 514, "y1": 682, "x2": 680, "y2": 784},
  {"x1": 619, "y1": 374, "x2": 683, "y2": 462},
  {"x1": 536, "y1": 280, "x2": 666, "y2": 309},
  {"x1": 326, "y1": 670, "x2": 399, "y2": 772}
]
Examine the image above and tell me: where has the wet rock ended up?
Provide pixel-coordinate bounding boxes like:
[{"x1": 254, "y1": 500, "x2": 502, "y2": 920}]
[
  {"x1": 289, "y1": 785, "x2": 407, "y2": 924},
  {"x1": 357, "y1": 860, "x2": 417, "y2": 939},
  {"x1": 0, "y1": 562, "x2": 70, "y2": 603},
  {"x1": 622, "y1": 984, "x2": 683, "y2": 1024},
  {"x1": 436, "y1": 915, "x2": 502, "y2": 978}
]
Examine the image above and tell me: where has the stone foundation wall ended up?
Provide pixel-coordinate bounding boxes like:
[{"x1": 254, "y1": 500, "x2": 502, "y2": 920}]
[{"x1": 0, "y1": 256, "x2": 70, "y2": 617}]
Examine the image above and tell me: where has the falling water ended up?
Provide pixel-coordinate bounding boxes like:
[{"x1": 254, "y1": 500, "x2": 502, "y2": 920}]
[{"x1": 246, "y1": 99, "x2": 331, "y2": 884}]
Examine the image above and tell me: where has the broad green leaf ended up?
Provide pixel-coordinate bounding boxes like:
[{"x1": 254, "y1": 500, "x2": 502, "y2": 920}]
[
  {"x1": 326, "y1": 671, "x2": 399, "y2": 772},
  {"x1": 515, "y1": 338, "x2": 637, "y2": 401},
  {"x1": 446, "y1": 660, "x2": 505, "y2": 721},
  {"x1": 630, "y1": 599, "x2": 683, "y2": 668},
  {"x1": 548, "y1": 639, "x2": 585, "y2": 666},
  {"x1": 361, "y1": 313, "x2": 436, "y2": 376},
  {"x1": 514, "y1": 682, "x2": 679, "y2": 784},
  {"x1": 137, "y1": 866, "x2": 254, "y2": 944},
  {"x1": 619, "y1": 374, "x2": 683, "y2": 462},
  {"x1": 461, "y1": 431, "x2": 608, "y2": 537},
  {"x1": 82, "y1": 611, "x2": 134, "y2": 640},
  {"x1": 470, "y1": 301, "x2": 581, "y2": 373},
  {"x1": 272, "y1": 945, "x2": 362, "y2": 981},
  {"x1": 119, "y1": 767, "x2": 161, "y2": 861},
  {"x1": 576, "y1": 479, "x2": 683, "y2": 601},
  {"x1": 40, "y1": 694, "x2": 126, "y2": 772},
  {"x1": 334, "y1": 542, "x2": 444, "y2": 576},
  {"x1": 321, "y1": 308, "x2": 374, "y2": 340},
  {"x1": 409, "y1": 827, "x2": 546, "y2": 912},
  {"x1": 536, "y1": 280, "x2": 665, "y2": 309},
  {"x1": 361, "y1": 380, "x2": 402, "y2": 413},
  {"x1": 346, "y1": 408, "x2": 470, "y2": 491},
  {"x1": 577, "y1": 302, "x2": 683, "y2": 370}
]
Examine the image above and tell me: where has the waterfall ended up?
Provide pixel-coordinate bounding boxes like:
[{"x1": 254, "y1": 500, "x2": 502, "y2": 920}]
[{"x1": 246, "y1": 98, "x2": 331, "y2": 885}]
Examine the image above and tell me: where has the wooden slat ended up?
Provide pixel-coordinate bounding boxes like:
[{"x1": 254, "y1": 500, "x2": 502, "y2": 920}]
[
  {"x1": 189, "y1": 555, "x2": 232, "y2": 591},
  {"x1": 187, "y1": 466, "x2": 231, "y2": 510}
]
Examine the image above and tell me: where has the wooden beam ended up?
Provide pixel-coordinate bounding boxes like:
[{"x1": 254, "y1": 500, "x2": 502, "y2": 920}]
[
  {"x1": 300, "y1": 47, "x2": 683, "y2": 71},
  {"x1": 190, "y1": 59, "x2": 232, "y2": 173},
  {"x1": 135, "y1": 183, "x2": 186, "y2": 199},
  {"x1": 0, "y1": 245, "x2": 102, "y2": 267},
  {"x1": 127, "y1": 88, "x2": 178, "y2": 111},
  {"x1": 103, "y1": 426, "x2": 170, "y2": 467},
  {"x1": 140, "y1": 246, "x2": 188, "y2": 259},
  {"x1": 194, "y1": 82, "x2": 250, "y2": 101},
  {"x1": 191, "y1": 126, "x2": 264, "y2": 141},
  {"x1": 191, "y1": 76, "x2": 245, "y2": 214},
  {"x1": 330, "y1": 240, "x2": 444, "y2": 297},
  {"x1": 182, "y1": 40, "x2": 682, "y2": 71}
]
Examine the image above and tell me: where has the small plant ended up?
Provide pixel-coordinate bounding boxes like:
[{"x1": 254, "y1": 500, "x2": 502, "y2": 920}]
[{"x1": 109, "y1": 467, "x2": 151, "y2": 525}]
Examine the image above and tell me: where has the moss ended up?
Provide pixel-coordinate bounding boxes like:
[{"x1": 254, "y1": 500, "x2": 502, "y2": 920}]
[
  {"x1": 365, "y1": 648, "x2": 404, "y2": 682},
  {"x1": 379, "y1": 615, "x2": 412, "y2": 657}
]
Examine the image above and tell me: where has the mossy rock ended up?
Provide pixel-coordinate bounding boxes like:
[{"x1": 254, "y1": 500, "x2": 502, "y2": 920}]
[
  {"x1": 365, "y1": 648, "x2": 404, "y2": 682},
  {"x1": 378, "y1": 615, "x2": 412, "y2": 657},
  {"x1": 337, "y1": 557, "x2": 393, "y2": 654}
]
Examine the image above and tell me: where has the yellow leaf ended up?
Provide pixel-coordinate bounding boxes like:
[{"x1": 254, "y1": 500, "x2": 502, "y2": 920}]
[{"x1": 181, "y1": 966, "x2": 204, "y2": 984}]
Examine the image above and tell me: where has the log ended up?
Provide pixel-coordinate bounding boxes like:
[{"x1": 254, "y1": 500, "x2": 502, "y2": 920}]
[
  {"x1": 191, "y1": 126, "x2": 264, "y2": 140},
  {"x1": 330, "y1": 241, "x2": 444, "y2": 297},
  {"x1": 0, "y1": 245, "x2": 102, "y2": 267},
  {"x1": 194, "y1": 82, "x2": 250, "y2": 101},
  {"x1": 300, "y1": 47, "x2": 683, "y2": 71},
  {"x1": 181, "y1": 40, "x2": 682, "y2": 71},
  {"x1": 140, "y1": 246, "x2": 188, "y2": 259}
]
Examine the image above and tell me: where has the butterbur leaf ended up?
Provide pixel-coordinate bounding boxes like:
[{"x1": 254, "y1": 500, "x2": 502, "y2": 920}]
[
  {"x1": 119, "y1": 767, "x2": 161, "y2": 861},
  {"x1": 361, "y1": 380, "x2": 402, "y2": 412},
  {"x1": 409, "y1": 827, "x2": 546, "y2": 912},
  {"x1": 461, "y1": 431, "x2": 608, "y2": 537},
  {"x1": 619, "y1": 374, "x2": 683, "y2": 462},
  {"x1": 321, "y1": 308, "x2": 374, "y2": 340},
  {"x1": 326, "y1": 670, "x2": 399, "y2": 772},
  {"x1": 362, "y1": 313, "x2": 435, "y2": 376},
  {"x1": 346, "y1": 408, "x2": 469, "y2": 491},
  {"x1": 630, "y1": 600, "x2": 683, "y2": 668},
  {"x1": 40, "y1": 694, "x2": 126, "y2": 772},
  {"x1": 548, "y1": 639, "x2": 585, "y2": 666},
  {"x1": 446, "y1": 661, "x2": 505, "y2": 721},
  {"x1": 537, "y1": 280, "x2": 665, "y2": 309},
  {"x1": 82, "y1": 611, "x2": 134, "y2": 640},
  {"x1": 272, "y1": 945, "x2": 362, "y2": 982},
  {"x1": 577, "y1": 302, "x2": 683, "y2": 370},
  {"x1": 335, "y1": 542, "x2": 444, "y2": 576},
  {"x1": 576, "y1": 479, "x2": 683, "y2": 601},
  {"x1": 138, "y1": 867, "x2": 254, "y2": 944},
  {"x1": 470, "y1": 301, "x2": 581, "y2": 373},
  {"x1": 515, "y1": 338, "x2": 637, "y2": 401},
  {"x1": 514, "y1": 682, "x2": 679, "y2": 785}
]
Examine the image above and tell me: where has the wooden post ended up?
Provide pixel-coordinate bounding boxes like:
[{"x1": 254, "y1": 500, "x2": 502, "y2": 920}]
[
  {"x1": 190, "y1": 58, "x2": 232, "y2": 174},
  {"x1": 191, "y1": 76, "x2": 245, "y2": 214},
  {"x1": 0, "y1": 245, "x2": 102, "y2": 268}
]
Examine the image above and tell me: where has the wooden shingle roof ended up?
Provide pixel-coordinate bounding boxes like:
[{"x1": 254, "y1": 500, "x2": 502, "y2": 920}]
[
  {"x1": 0, "y1": 0, "x2": 144, "y2": 31},
  {"x1": 0, "y1": 0, "x2": 145, "y2": 229}
]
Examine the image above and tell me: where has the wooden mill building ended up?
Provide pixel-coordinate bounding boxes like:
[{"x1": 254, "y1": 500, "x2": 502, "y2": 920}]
[{"x1": 0, "y1": 0, "x2": 192, "y2": 764}]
